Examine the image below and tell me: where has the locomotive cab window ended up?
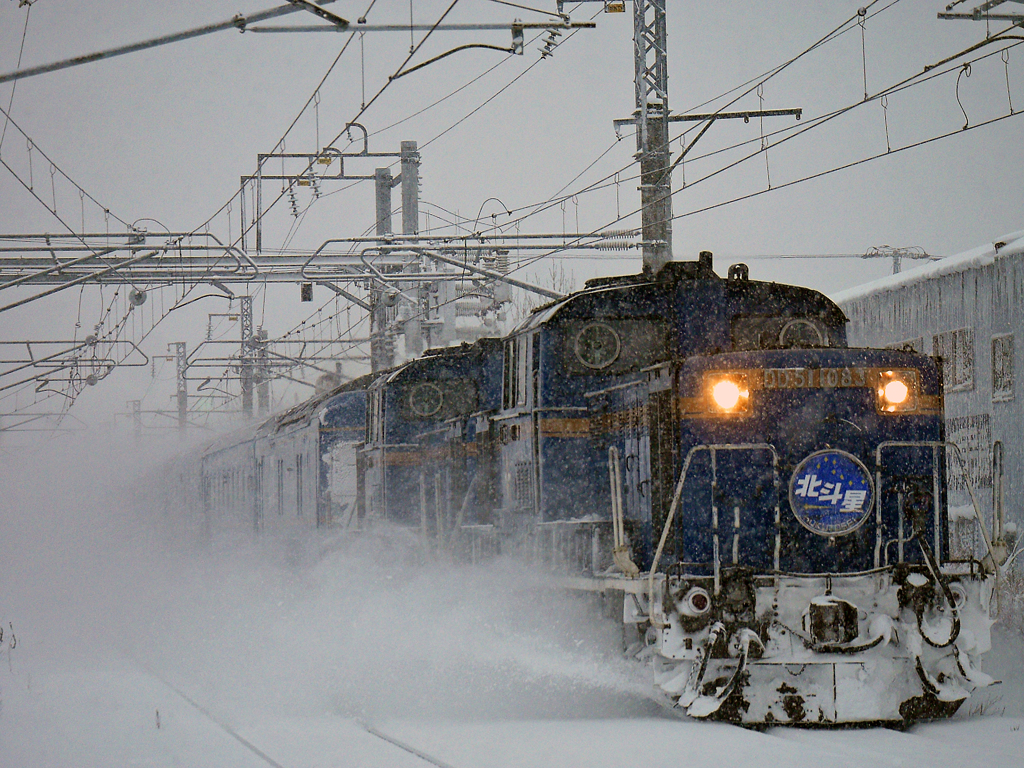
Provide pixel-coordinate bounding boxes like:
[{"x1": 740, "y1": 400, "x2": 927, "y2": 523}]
[
  {"x1": 732, "y1": 316, "x2": 832, "y2": 350},
  {"x1": 503, "y1": 336, "x2": 530, "y2": 409}
]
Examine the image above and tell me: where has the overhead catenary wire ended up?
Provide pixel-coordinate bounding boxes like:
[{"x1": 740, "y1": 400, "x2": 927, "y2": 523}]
[
  {"x1": 4, "y1": 3, "x2": 1016, "y2": 424},
  {"x1": 494, "y1": 41, "x2": 1024, "y2": 288},
  {"x1": 194, "y1": 0, "x2": 465, "y2": 250},
  {"x1": 0, "y1": 1, "x2": 31, "y2": 153},
  {"x1": 262, "y1": 8, "x2": 578, "y2": 251}
]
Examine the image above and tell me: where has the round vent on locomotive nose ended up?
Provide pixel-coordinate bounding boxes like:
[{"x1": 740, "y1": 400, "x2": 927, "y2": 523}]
[
  {"x1": 574, "y1": 322, "x2": 621, "y2": 369},
  {"x1": 778, "y1": 318, "x2": 825, "y2": 348},
  {"x1": 409, "y1": 383, "x2": 444, "y2": 417}
]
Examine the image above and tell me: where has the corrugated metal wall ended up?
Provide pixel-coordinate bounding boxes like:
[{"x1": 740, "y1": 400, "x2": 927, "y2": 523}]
[{"x1": 839, "y1": 253, "x2": 1021, "y2": 558}]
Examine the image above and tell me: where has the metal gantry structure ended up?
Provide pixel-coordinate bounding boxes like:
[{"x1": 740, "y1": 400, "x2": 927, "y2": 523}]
[
  {"x1": 2, "y1": 0, "x2": 807, "y2": 433},
  {"x1": 0, "y1": 124, "x2": 637, "y2": 426},
  {"x1": 939, "y1": 0, "x2": 1024, "y2": 22}
]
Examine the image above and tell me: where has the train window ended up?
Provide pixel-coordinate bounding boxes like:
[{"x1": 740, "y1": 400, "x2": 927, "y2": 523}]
[
  {"x1": 732, "y1": 316, "x2": 831, "y2": 350},
  {"x1": 933, "y1": 328, "x2": 974, "y2": 392},
  {"x1": 504, "y1": 337, "x2": 530, "y2": 408},
  {"x1": 255, "y1": 459, "x2": 264, "y2": 529},
  {"x1": 564, "y1": 319, "x2": 669, "y2": 375},
  {"x1": 503, "y1": 339, "x2": 516, "y2": 410},
  {"x1": 276, "y1": 459, "x2": 284, "y2": 515},
  {"x1": 517, "y1": 336, "x2": 530, "y2": 406}
]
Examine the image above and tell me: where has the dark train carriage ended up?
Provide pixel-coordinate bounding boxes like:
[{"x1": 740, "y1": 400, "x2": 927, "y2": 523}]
[
  {"x1": 314, "y1": 383, "x2": 370, "y2": 529},
  {"x1": 361, "y1": 338, "x2": 503, "y2": 527},
  {"x1": 197, "y1": 375, "x2": 372, "y2": 536},
  {"x1": 200, "y1": 426, "x2": 258, "y2": 536},
  {"x1": 413, "y1": 338, "x2": 505, "y2": 548},
  {"x1": 584, "y1": 266, "x2": 852, "y2": 572},
  {"x1": 183, "y1": 250, "x2": 1000, "y2": 727},
  {"x1": 254, "y1": 374, "x2": 372, "y2": 532},
  {"x1": 628, "y1": 340, "x2": 999, "y2": 725},
  {"x1": 568, "y1": 264, "x2": 996, "y2": 725}
]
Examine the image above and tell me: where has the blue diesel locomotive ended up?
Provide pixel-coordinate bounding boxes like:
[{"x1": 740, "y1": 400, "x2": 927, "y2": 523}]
[{"x1": 193, "y1": 252, "x2": 999, "y2": 725}]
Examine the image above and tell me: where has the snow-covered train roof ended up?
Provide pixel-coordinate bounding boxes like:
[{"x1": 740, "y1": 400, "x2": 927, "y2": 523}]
[{"x1": 832, "y1": 230, "x2": 1024, "y2": 305}]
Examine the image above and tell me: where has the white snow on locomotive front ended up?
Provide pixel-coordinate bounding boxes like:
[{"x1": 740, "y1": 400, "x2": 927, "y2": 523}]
[{"x1": 651, "y1": 569, "x2": 996, "y2": 724}]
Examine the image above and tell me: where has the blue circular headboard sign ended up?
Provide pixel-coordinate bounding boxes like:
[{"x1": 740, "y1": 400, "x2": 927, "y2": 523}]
[{"x1": 789, "y1": 450, "x2": 874, "y2": 537}]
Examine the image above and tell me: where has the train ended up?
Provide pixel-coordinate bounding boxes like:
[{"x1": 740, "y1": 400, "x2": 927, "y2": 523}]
[{"x1": 190, "y1": 251, "x2": 1001, "y2": 726}]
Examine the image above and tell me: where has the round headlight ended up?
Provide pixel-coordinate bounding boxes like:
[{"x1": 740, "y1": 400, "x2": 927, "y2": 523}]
[
  {"x1": 876, "y1": 369, "x2": 919, "y2": 414},
  {"x1": 712, "y1": 380, "x2": 741, "y2": 409},
  {"x1": 882, "y1": 379, "x2": 909, "y2": 406},
  {"x1": 683, "y1": 586, "x2": 712, "y2": 616}
]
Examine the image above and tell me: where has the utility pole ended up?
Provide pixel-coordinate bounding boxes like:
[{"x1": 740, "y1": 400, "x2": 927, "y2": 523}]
[
  {"x1": 632, "y1": 0, "x2": 673, "y2": 275},
  {"x1": 239, "y1": 296, "x2": 255, "y2": 417},
  {"x1": 567, "y1": 1, "x2": 800, "y2": 276},
  {"x1": 400, "y1": 141, "x2": 424, "y2": 358},
  {"x1": 128, "y1": 399, "x2": 142, "y2": 440},
  {"x1": 371, "y1": 167, "x2": 396, "y2": 372},
  {"x1": 401, "y1": 141, "x2": 420, "y2": 237},
  {"x1": 173, "y1": 342, "x2": 188, "y2": 434},
  {"x1": 566, "y1": 1, "x2": 672, "y2": 273},
  {"x1": 255, "y1": 328, "x2": 271, "y2": 415}
]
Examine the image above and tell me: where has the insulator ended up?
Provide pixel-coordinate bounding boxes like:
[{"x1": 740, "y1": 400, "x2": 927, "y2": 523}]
[
  {"x1": 288, "y1": 185, "x2": 299, "y2": 218},
  {"x1": 595, "y1": 240, "x2": 635, "y2": 252},
  {"x1": 599, "y1": 229, "x2": 640, "y2": 239}
]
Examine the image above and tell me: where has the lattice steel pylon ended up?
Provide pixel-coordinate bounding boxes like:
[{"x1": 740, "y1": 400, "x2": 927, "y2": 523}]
[
  {"x1": 632, "y1": 0, "x2": 673, "y2": 274},
  {"x1": 562, "y1": 1, "x2": 672, "y2": 273},
  {"x1": 239, "y1": 296, "x2": 255, "y2": 417}
]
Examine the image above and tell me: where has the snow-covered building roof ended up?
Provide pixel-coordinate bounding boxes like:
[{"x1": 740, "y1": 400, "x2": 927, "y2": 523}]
[{"x1": 832, "y1": 230, "x2": 1024, "y2": 305}]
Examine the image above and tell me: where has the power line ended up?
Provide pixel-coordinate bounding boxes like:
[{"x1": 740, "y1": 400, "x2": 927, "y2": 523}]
[{"x1": 0, "y1": 1, "x2": 31, "y2": 153}]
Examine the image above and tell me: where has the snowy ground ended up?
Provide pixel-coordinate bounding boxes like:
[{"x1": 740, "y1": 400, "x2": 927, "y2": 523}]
[{"x1": 1, "y1": 441, "x2": 1022, "y2": 767}]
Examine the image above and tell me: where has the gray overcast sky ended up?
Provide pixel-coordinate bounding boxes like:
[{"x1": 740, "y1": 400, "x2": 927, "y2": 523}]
[{"x1": 1, "y1": 0, "x2": 1021, "y2": 439}]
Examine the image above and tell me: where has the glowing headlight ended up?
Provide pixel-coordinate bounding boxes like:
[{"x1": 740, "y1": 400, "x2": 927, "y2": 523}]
[
  {"x1": 884, "y1": 379, "x2": 909, "y2": 404},
  {"x1": 876, "y1": 369, "x2": 919, "y2": 413},
  {"x1": 713, "y1": 380, "x2": 741, "y2": 409},
  {"x1": 706, "y1": 373, "x2": 750, "y2": 414}
]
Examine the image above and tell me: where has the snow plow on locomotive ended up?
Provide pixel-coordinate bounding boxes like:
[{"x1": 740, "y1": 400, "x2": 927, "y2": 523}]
[
  {"x1": 598, "y1": 347, "x2": 997, "y2": 724},
  {"x1": 190, "y1": 252, "x2": 1000, "y2": 726}
]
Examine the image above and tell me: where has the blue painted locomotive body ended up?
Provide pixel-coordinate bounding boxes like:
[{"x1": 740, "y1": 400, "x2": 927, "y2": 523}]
[
  {"x1": 192, "y1": 254, "x2": 998, "y2": 726},
  {"x1": 362, "y1": 338, "x2": 503, "y2": 526}
]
